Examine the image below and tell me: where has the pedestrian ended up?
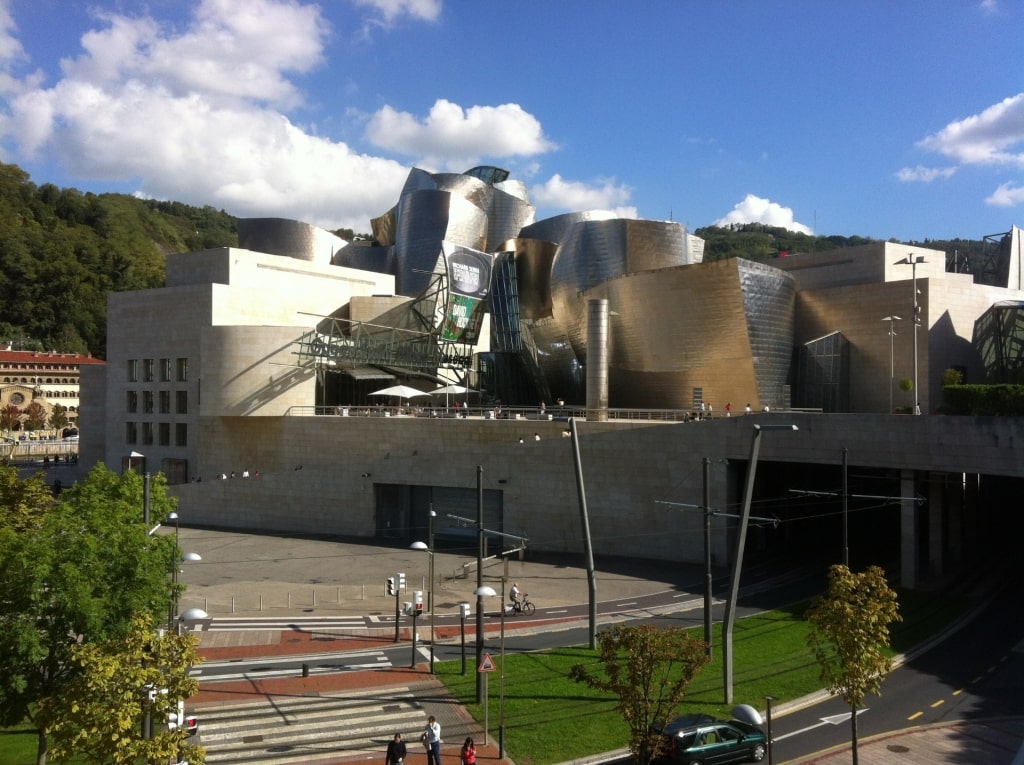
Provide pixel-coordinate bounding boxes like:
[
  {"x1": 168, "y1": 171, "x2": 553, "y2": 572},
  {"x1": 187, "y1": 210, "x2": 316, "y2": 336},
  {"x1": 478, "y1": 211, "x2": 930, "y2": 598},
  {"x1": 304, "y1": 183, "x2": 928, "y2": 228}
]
[
  {"x1": 725, "y1": 403, "x2": 732, "y2": 416},
  {"x1": 745, "y1": 403, "x2": 752, "y2": 414},
  {"x1": 386, "y1": 733, "x2": 407, "y2": 765},
  {"x1": 421, "y1": 715, "x2": 441, "y2": 765},
  {"x1": 460, "y1": 738, "x2": 476, "y2": 765}
]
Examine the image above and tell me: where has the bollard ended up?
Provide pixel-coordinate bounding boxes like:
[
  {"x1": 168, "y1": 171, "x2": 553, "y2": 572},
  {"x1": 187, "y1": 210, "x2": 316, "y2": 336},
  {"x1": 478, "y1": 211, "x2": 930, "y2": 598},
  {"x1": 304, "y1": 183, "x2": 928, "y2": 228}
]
[{"x1": 302, "y1": 663, "x2": 309, "y2": 678}]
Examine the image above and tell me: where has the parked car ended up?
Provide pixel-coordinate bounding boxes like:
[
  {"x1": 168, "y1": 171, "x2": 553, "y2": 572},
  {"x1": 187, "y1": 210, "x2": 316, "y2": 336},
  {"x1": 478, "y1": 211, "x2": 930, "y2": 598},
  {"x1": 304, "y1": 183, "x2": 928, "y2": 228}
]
[{"x1": 653, "y1": 714, "x2": 767, "y2": 764}]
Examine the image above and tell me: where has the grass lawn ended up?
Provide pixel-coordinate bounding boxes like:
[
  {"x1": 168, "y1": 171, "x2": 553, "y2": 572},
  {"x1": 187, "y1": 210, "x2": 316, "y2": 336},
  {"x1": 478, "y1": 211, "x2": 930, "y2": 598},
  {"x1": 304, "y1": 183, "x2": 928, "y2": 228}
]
[
  {"x1": 0, "y1": 588, "x2": 969, "y2": 765},
  {"x1": 436, "y1": 588, "x2": 969, "y2": 765}
]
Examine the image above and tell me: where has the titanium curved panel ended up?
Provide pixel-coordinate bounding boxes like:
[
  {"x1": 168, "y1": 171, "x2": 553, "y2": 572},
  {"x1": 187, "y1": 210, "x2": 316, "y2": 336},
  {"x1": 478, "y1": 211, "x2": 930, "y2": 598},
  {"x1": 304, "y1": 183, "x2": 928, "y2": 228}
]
[
  {"x1": 394, "y1": 190, "x2": 487, "y2": 296},
  {"x1": 494, "y1": 238, "x2": 558, "y2": 320},
  {"x1": 237, "y1": 218, "x2": 347, "y2": 264},
  {"x1": 371, "y1": 207, "x2": 396, "y2": 247},
  {"x1": 485, "y1": 189, "x2": 536, "y2": 251},
  {"x1": 400, "y1": 167, "x2": 439, "y2": 196},
  {"x1": 494, "y1": 178, "x2": 530, "y2": 203},
  {"x1": 333, "y1": 243, "x2": 395, "y2": 277},
  {"x1": 575, "y1": 258, "x2": 794, "y2": 409},
  {"x1": 432, "y1": 173, "x2": 493, "y2": 212},
  {"x1": 519, "y1": 210, "x2": 616, "y2": 247},
  {"x1": 549, "y1": 219, "x2": 696, "y2": 355},
  {"x1": 737, "y1": 259, "x2": 797, "y2": 407}
]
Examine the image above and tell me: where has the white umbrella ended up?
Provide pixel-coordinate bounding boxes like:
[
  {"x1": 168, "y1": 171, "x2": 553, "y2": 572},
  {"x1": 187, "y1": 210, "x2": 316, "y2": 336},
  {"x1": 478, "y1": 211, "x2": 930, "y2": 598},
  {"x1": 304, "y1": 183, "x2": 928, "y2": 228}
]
[
  {"x1": 431, "y1": 384, "x2": 478, "y2": 396},
  {"x1": 368, "y1": 385, "x2": 433, "y2": 400},
  {"x1": 430, "y1": 384, "x2": 479, "y2": 408}
]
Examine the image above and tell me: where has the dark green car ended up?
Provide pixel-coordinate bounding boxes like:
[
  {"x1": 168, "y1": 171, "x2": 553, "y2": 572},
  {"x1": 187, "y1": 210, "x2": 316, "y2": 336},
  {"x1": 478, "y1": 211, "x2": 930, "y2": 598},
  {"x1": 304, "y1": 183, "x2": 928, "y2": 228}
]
[{"x1": 655, "y1": 715, "x2": 767, "y2": 765}]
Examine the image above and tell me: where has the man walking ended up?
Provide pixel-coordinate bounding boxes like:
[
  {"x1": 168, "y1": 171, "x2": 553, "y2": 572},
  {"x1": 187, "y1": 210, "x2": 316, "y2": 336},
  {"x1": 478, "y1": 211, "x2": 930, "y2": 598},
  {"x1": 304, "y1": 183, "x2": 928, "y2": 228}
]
[{"x1": 422, "y1": 715, "x2": 442, "y2": 765}]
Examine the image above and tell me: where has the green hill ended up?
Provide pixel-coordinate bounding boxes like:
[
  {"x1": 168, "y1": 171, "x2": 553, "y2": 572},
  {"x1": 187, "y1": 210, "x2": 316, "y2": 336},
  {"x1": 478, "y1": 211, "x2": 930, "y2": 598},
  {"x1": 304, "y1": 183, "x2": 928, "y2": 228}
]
[{"x1": 0, "y1": 163, "x2": 237, "y2": 357}]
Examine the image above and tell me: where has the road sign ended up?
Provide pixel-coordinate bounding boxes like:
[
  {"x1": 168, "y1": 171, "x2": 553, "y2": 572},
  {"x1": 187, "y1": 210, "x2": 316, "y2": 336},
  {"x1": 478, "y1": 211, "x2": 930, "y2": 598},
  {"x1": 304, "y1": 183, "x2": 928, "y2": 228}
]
[{"x1": 478, "y1": 653, "x2": 496, "y2": 673}]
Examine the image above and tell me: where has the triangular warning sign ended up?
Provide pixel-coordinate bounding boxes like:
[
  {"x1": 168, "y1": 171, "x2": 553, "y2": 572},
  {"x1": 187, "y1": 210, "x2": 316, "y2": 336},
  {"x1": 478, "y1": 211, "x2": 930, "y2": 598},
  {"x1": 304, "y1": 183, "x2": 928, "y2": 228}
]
[{"x1": 478, "y1": 653, "x2": 496, "y2": 672}]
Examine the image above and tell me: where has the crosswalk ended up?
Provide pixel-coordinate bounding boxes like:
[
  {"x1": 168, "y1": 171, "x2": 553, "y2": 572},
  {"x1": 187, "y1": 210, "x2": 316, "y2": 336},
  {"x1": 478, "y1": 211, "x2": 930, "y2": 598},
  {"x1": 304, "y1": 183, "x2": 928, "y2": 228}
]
[
  {"x1": 203, "y1": 616, "x2": 375, "y2": 631},
  {"x1": 195, "y1": 687, "x2": 428, "y2": 764},
  {"x1": 193, "y1": 649, "x2": 392, "y2": 682}
]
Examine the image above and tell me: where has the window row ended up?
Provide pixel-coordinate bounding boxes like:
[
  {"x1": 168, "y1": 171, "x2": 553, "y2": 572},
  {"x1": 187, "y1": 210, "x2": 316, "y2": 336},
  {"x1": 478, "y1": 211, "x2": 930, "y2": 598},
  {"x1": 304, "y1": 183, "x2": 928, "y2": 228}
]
[
  {"x1": 125, "y1": 421, "x2": 188, "y2": 447},
  {"x1": 127, "y1": 358, "x2": 187, "y2": 383},
  {"x1": 126, "y1": 390, "x2": 188, "y2": 414},
  {"x1": 2, "y1": 377, "x2": 80, "y2": 384},
  {"x1": 0, "y1": 364, "x2": 80, "y2": 371}
]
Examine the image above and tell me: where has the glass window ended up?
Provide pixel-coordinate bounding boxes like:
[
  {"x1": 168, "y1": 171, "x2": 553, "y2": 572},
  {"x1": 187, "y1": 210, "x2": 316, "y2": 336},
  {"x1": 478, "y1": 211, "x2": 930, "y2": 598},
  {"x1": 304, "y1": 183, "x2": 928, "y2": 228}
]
[
  {"x1": 142, "y1": 422, "x2": 153, "y2": 445},
  {"x1": 143, "y1": 391, "x2": 154, "y2": 413},
  {"x1": 160, "y1": 358, "x2": 172, "y2": 382},
  {"x1": 127, "y1": 359, "x2": 138, "y2": 382},
  {"x1": 176, "y1": 358, "x2": 188, "y2": 382},
  {"x1": 158, "y1": 422, "x2": 170, "y2": 446},
  {"x1": 125, "y1": 421, "x2": 138, "y2": 444},
  {"x1": 143, "y1": 359, "x2": 154, "y2": 382},
  {"x1": 159, "y1": 390, "x2": 170, "y2": 414},
  {"x1": 126, "y1": 390, "x2": 138, "y2": 413},
  {"x1": 175, "y1": 423, "x2": 187, "y2": 447},
  {"x1": 176, "y1": 390, "x2": 188, "y2": 414}
]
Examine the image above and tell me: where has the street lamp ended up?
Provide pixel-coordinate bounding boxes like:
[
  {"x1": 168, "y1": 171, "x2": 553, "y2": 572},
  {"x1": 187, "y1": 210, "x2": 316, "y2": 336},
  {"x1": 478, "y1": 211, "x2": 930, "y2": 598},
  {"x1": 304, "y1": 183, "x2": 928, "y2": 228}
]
[
  {"x1": 410, "y1": 506, "x2": 437, "y2": 674},
  {"x1": 474, "y1": 584, "x2": 505, "y2": 755},
  {"x1": 895, "y1": 254, "x2": 926, "y2": 414},
  {"x1": 723, "y1": 423, "x2": 798, "y2": 704},
  {"x1": 170, "y1": 552, "x2": 202, "y2": 632},
  {"x1": 881, "y1": 316, "x2": 902, "y2": 414}
]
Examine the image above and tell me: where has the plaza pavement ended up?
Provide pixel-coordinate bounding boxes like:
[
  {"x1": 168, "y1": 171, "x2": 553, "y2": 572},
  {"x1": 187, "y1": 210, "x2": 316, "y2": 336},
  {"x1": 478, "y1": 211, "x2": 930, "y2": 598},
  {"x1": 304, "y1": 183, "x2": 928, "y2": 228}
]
[{"x1": 176, "y1": 527, "x2": 1024, "y2": 765}]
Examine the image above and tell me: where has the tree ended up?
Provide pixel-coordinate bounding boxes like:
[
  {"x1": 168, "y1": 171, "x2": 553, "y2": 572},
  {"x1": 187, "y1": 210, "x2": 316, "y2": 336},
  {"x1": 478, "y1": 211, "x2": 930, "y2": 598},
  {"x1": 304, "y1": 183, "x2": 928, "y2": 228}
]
[
  {"x1": 1, "y1": 403, "x2": 21, "y2": 431},
  {"x1": 37, "y1": 611, "x2": 205, "y2": 765},
  {"x1": 941, "y1": 367, "x2": 965, "y2": 386},
  {"x1": 46, "y1": 403, "x2": 68, "y2": 432},
  {"x1": 805, "y1": 564, "x2": 901, "y2": 765},
  {"x1": 22, "y1": 400, "x2": 47, "y2": 431},
  {"x1": 0, "y1": 464, "x2": 179, "y2": 764},
  {"x1": 0, "y1": 465, "x2": 53, "y2": 532},
  {"x1": 570, "y1": 624, "x2": 710, "y2": 765}
]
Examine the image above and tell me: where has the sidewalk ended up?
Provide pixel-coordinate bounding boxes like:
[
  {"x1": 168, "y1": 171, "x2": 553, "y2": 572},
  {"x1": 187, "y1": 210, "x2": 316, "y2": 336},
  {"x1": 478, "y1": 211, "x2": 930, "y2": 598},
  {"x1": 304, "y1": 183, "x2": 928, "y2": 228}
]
[{"x1": 179, "y1": 527, "x2": 1024, "y2": 765}]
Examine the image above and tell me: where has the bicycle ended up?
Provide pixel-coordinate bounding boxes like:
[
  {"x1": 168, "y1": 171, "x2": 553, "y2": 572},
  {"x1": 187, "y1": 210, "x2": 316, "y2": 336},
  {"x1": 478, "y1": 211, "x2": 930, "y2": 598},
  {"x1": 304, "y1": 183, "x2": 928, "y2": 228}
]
[{"x1": 505, "y1": 594, "x2": 536, "y2": 616}]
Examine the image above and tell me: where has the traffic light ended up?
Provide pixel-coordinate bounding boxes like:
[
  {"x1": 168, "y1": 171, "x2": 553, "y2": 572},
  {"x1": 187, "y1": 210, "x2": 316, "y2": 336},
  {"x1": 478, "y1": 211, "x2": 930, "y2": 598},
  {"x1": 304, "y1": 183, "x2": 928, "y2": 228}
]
[
  {"x1": 386, "y1": 577, "x2": 396, "y2": 596},
  {"x1": 415, "y1": 602, "x2": 423, "y2": 616},
  {"x1": 397, "y1": 572, "x2": 406, "y2": 591}
]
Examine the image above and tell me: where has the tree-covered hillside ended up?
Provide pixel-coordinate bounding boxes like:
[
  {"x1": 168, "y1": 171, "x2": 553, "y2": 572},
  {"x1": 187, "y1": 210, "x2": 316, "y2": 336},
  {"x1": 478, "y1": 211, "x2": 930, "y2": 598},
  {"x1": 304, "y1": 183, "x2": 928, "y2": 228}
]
[
  {"x1": 694, "y1": 222, "x2": 990, "y2": 267},
  {"x1": 0, "y1": 163, "x2": 237, "y2": 357}
]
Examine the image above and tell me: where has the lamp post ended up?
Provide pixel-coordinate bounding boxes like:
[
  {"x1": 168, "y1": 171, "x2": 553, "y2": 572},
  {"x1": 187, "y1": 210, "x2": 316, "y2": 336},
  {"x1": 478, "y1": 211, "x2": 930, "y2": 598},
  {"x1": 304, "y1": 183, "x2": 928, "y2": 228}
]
[
  {"x1": 895, "y1": 254, "x2": 926, "y2": 414},
  {"x1": 170, "y1": 552, "x2": 202, "y2": 632},
  {"x1": 723, "y1": 423, "x2": 798, "y2": 704},
  {"x1": 474, "y1": 584, "x2": 505, "y2": 755},
  {"x1": 410, "y1": 506, "x2": 437, "y2": 674},
  {"x1": 881, "y1": 316, "x2": 902, "y2": 414}
]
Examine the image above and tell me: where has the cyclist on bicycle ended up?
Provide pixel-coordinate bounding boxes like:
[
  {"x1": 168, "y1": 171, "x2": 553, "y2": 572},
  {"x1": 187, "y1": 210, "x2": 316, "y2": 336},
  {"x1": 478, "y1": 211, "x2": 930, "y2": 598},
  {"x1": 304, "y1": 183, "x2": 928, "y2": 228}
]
[{"x1": 509, "y1": 582, "x2": 522, "y2": 611}]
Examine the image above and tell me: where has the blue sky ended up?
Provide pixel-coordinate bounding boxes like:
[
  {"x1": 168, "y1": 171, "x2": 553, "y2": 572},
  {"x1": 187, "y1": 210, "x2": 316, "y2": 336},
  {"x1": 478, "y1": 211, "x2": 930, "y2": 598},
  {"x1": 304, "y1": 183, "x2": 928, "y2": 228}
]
[{"x1": 0, "y1": 0, "x2": 1021, "y2": 241}]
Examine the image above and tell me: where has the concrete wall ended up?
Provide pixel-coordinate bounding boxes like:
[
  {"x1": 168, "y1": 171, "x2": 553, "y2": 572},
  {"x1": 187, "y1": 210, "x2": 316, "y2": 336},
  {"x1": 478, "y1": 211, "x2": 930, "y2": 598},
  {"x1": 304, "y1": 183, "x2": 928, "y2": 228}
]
[{"x1": 169, "y1": 412, "x2": 1024, "y2": 569}]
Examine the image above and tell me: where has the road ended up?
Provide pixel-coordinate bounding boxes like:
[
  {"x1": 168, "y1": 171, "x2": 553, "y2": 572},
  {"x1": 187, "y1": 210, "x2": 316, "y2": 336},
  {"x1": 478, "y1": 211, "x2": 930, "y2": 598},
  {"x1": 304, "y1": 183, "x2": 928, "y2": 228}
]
[{"x1": 770, "y1": 575, "x2": 1024, "y2": 763}]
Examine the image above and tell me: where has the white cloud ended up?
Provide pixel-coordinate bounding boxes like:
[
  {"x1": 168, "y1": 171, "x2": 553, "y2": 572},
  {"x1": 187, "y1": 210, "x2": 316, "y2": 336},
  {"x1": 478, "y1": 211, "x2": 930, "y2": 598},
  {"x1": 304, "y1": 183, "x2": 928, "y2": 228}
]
[
  {"x1": 365, "y1": 99, "x2": 556, "y2": 168},
  {"x1": 896, "y1": 165, "x2": 957, "y2": 183},
  {"x1": 530, "y1": 174, "x2": 636, "y2": 217},
  {"x1": 917, "y1": 93, "x2": 1024, "y2": 168},
  {"x1": 0, "y1": 0, "x2": 559, "y2": 232},
  {"x1": 985, "y1": 182, "x2": 1024, "y2": 207},
  {"x1": 352, "y1": 0, "x2": 441, "y2": 26},
  {"x1": 713, "y1": 194, "x2": 813, "y2": 234}
]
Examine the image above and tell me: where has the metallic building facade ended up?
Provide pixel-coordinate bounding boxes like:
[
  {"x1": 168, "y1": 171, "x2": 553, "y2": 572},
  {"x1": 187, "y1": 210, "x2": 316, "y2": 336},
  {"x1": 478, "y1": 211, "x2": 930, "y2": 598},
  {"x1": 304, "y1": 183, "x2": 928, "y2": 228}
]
[
  {"x1": 237, "y1": 218, "x2": 347, "y2": 265},
  {"x1": 322, "y1": 165, "x2": 804, "y2": 409}
]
